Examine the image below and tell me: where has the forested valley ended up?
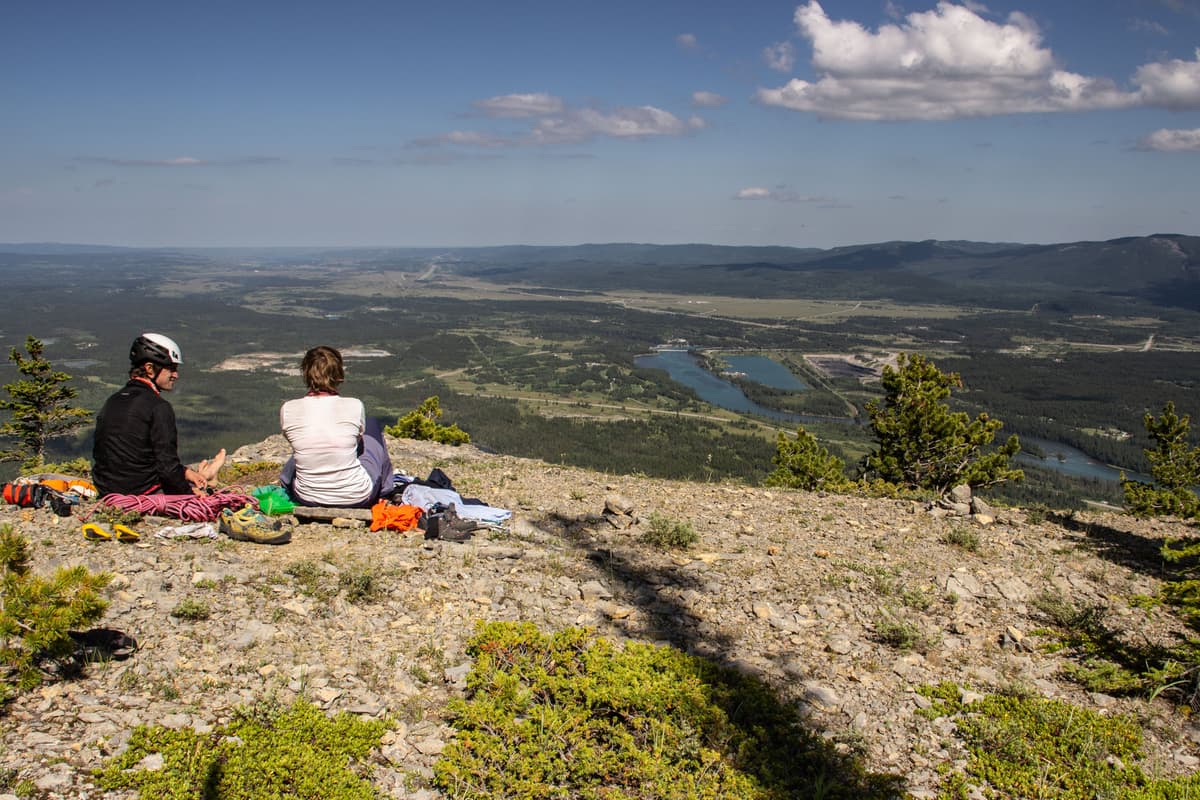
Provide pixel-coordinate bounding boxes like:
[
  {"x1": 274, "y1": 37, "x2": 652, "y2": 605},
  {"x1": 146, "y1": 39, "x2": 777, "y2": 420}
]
[{"x1": 3, "y1": 241, "x2": 1200, "y2": 510}]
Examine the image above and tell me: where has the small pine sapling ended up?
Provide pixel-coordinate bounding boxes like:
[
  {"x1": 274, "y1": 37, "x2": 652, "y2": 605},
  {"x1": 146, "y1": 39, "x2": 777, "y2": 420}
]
[
  {"x1": 1122, "y1": 401, "x2": 1200, "y2": 519},
  {"x1": 385, "y1": 395, "x2": 470, "y2": 445},
  {"x1": 864, "y1": 353, "x2": 1022, "y2": 494},
  {"x1": 0, "y1": 336, "x2": 92, "y2": 470},
  {"x1": 0, "y1": 526, "x2": 111, "y2": 701},
  {"x1": 764, "y1": 426, "x2": 851, "y2": 492}
]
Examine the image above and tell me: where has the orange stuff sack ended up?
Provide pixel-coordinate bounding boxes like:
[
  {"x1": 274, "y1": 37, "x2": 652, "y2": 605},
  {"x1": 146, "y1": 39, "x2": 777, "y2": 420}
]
[
  {"x1": 2, "y1": 483, "x2": 43, "y2": 508},
  {"x1": 38, "y1": 478, "x2": 98, "y2": 499},
  {"x1": 370, "y1": 501, "x2": 424, "y2": 533}
]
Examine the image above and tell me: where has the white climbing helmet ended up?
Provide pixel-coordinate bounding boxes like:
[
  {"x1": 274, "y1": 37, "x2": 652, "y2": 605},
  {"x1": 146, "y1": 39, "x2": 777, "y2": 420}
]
[{"x1": 130, "y1": 333, "x2": 183, "y2": 368}]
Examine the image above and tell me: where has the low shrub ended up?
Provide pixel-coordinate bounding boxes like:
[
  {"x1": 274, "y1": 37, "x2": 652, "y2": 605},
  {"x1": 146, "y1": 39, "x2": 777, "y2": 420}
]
[
  {"x1": 219, "y1": 460, "x2": 283, "y2": 484},
  {"x1": 918, "y1": 683, "x2": 1200, "y2": 799},
  {"x1": 434, "y1": 621, "x2": 903, "y2": 799},
  {"x1": 872, "y1": 612, "x2": 933, "y2": 652},
  {"x1": 642, "y1": 511, "x2": 699, "y2": 549},
  {"x1": 0, "y1": 525, "x2": 110, "y2": 702},
  {"x1": 339, "y1": 565, "x2": 383, "y2": 604},
  {"x1": 169, "y1": 598, "x2": 211, "y2": 621},
  {"x1": 21, "y1": 456, "x2": 91, "y2": 478},
  {"x1": 94, "y1": 699, "x2": 386, "y2": 799},
  {"x1": 386, "y1": 396, "x2": 470, "y2": 445},
  {"x1": 942, "y1": 525, "x2": 980, "y2": 552}
]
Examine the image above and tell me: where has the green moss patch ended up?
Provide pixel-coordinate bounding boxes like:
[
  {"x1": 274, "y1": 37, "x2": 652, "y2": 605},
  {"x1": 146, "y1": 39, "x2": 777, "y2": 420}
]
[
  {"x1": 919, "y1": 683, "x2": 1200, "y2": 799},
  {"x1": 94, "y1": 699, "x2": 386, "y2": 800},
  {"x1": 434, "y1": 621, "x2": 902, "y2": 800}
]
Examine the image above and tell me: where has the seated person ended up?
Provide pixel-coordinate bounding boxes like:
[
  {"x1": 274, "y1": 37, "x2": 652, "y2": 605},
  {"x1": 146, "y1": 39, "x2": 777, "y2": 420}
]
[
  {"x1": 279, "y1": 345, "x2": 394, "y2": 508},
  {"x1": 93, "y1": 333, "x2": 225, "y2": 496}
]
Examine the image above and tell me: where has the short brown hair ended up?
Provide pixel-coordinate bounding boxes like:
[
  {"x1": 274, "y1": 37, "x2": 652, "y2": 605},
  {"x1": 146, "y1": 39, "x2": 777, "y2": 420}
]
[{"x1": 301, "y1": 346, "x2": 344, "y2": 393}]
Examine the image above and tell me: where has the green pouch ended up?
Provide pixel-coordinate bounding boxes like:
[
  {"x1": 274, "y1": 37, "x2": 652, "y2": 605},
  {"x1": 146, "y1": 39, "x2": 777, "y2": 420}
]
[{"x1": 252, "y1": 485, "x2": 296, "y2": 515}]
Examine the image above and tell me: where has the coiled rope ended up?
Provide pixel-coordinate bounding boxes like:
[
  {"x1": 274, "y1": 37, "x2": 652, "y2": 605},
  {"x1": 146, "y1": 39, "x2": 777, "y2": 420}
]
[{"x1": 99, "y1": 490, "x2": 255, "y2": 522}]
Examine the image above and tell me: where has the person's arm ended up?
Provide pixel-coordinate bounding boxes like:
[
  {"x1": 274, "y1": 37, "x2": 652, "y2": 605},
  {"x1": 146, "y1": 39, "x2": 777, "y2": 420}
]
[{"x1": 149, "y1": 402, "x2": 195, "y2": 494}]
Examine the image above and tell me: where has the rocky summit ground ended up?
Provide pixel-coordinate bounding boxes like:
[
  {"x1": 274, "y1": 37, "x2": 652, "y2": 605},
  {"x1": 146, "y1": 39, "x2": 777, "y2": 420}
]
[{"x1": 3, "y1": 435, "x2": 1200, "y2": 799}]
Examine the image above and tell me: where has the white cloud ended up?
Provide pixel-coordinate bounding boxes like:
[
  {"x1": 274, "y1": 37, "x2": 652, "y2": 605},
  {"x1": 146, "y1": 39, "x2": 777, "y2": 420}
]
[
  {"x1": 797, "y1": 2, "x2": 1051, "y2": 79},
  {"x1": 74, "y1": 155, "x2": 282, "y2": 167},
  {"x1": 442, "y1": 130, "x2": 514, "y2": 147},
  {"x1": 677, "y1": 33, "x2": 699, "y2": 50},
  {"x1": 734, "y1": 186, "x2": 833, "y2": 203},
  {"x1": 533, "y1": 106, "x2": 700, "y2": 144},
  {"x1": 418, "y1": 93, "x2": 705, "y2": 151},
  {"x1": 407, "y1": 129, "x2": 516, "y2": 148},
  {"x1": 1138, "y1": 127, "x2": 1200, "y2": 151},
  {"x1": 1133, "y1": 48, "x2": 1200, "y2": 109},
  {"x1": 755, "y1": 1, "x2": 1161, "y2": 120},
  {"x1": 1130, "y1": 17, "x2": 1169, "y2": 35},
  {"x1": 692, "y1": 91, "x2": 728, "y2": 107},
  {"x1": 473, "y1": 92, "x2": 565, "y2": 118},
  {"x1": 394, "y1": 151, "x2": 506, "y2": 166},
  {"x1": 764, "y1": 41, "x2": 795, "y2": 72},
  {"x1": 1159, "y1": 0, "x2": 1200, "y2": 16},
  {"x1": 112, "y1": 156, "x2": 206, "y2": 166}
]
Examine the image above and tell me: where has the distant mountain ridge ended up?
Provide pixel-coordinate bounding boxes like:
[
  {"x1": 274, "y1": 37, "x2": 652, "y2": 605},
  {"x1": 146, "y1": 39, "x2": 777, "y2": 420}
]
[
  {"x1": 3, "y1": 234, "x2": 1198, "y2": 311},
  {"x1": 0, "y1": 242, "x2": 140, "y2": 255},
  {"x1": 434, "y1": 234, "x2": 1200, "y2": 311}
]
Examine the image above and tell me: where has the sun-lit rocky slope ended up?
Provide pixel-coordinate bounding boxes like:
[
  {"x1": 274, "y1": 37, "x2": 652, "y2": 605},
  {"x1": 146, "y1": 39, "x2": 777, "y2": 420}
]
[{"x1": 3, "y1": 435, "x2": 1199, "y2": 798}]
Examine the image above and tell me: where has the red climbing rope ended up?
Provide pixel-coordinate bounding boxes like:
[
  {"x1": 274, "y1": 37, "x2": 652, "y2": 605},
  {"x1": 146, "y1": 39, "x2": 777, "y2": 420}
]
[{"x1": 99, "y1": 490, "x2": 255, "y2": 522}]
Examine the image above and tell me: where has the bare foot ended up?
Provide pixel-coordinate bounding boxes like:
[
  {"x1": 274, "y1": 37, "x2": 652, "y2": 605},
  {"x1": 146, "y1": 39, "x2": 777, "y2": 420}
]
[{"x1": 197, "y1": 448, "x2": 226, "y2": 483}]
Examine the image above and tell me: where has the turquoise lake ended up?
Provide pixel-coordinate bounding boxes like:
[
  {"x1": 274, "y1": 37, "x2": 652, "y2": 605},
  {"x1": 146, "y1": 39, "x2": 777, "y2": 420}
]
[
  {"x1": 720, "y1": 355, "x2": 809, "y2": 390},
  {"x1": 634, "y1": 350, "x2": 821, "y2": 423},
  {"x1": 635, "y1": 349, "x2": 1142, "y2": 485}
]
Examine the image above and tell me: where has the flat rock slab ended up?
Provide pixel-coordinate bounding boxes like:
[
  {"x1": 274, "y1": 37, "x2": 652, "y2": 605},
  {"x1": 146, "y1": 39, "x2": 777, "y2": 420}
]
[{"x1": 290, "y1": 506, "x2": 373, "y2": 523}]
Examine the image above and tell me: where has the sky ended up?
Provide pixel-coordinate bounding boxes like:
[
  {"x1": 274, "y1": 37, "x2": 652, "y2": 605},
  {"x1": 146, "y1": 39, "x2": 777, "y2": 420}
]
[{"x1": 1, "y1": 0, "x2": 1198, "y2": 249}]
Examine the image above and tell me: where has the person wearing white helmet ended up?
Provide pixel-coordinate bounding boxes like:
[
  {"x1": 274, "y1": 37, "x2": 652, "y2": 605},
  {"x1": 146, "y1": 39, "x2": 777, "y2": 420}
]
[{"x1": 92, "y1": 333, "x2": 225, "y2": 496}]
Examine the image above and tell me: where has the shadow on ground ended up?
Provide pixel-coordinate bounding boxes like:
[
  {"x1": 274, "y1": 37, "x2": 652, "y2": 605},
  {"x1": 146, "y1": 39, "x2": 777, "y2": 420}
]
[
  {"x1": 502, "y1": 510, "x2": 908, "y2": 800},
  {"x1": 1045, "y1": 511, "x2": 1200, "y2": 709},
  {"x1": 1050, "y1": 511, "x2": 1181, "y2": 579}
]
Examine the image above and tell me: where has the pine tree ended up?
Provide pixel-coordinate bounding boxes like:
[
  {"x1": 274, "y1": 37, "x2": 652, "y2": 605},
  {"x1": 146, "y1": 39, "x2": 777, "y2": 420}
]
[
  {"x1": 1122, "y1": 401, "x2": 1200, "y2": 519},
  {"x1": 0, "y1": 336, "x2": 92, "y2": 470},
  {"x1": 1120, "y1": 403, "x2": 1200, "y2": 703},
  {"x1": 764, "y1": 426, "x2": 850, "y2": 491},
  {"x1": 385, "y1": 396, "x2": 470, "y2": 445},
  {"x1": 864, "y1": 353, "x2": 1022, "y2": 494}
]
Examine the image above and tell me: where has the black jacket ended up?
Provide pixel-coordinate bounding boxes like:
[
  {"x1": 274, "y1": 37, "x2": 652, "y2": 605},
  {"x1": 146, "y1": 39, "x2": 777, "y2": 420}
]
[{"x1": 92, "y1": 379, "x2": 192, "y2": 495}]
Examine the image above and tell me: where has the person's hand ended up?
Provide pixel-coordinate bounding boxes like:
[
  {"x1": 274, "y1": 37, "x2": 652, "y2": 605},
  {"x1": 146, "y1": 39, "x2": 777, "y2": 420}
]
[{"x1": 185, "y1": 467, "x2": 208, "y2": 494}]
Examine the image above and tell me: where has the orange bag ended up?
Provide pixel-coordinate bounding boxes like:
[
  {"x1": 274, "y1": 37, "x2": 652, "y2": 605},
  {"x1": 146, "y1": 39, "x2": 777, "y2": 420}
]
[
  {"x1": 38, "y1": 478, "x2": 97, "y2": 499},
  {"x1": 2, "y1": 483, "x2": 43, "y2": 507}
]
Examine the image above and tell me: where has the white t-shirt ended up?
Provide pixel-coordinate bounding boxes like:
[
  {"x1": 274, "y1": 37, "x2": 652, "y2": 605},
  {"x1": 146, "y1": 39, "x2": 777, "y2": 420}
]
[{"x1": 280, "y1": 395, "x2": 373, "y2": 506}]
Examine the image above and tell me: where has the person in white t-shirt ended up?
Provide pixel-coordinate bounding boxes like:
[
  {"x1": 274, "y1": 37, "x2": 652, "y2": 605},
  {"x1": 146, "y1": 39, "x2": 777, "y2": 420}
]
[{"x1": 279, "y1": 345, "x2": 394, "y2": 507}]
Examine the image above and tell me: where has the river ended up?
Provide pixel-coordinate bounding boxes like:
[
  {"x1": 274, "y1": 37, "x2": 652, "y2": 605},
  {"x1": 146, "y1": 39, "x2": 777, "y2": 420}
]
[{"x1": 635, "y1": 349, "x2": 1143, "y2": 485}]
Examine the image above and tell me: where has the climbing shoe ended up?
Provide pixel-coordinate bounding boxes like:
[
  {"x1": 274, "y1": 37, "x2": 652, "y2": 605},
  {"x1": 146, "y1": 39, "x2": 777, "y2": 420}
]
[{"x1": 219, "y1": 506, "x2": 291, "y2": 545}]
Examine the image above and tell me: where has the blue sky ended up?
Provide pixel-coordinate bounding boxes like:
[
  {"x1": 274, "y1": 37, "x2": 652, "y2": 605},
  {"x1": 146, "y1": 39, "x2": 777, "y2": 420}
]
[{"x1": 2, "y1": 0, "x2": 1198, "y2": 248}]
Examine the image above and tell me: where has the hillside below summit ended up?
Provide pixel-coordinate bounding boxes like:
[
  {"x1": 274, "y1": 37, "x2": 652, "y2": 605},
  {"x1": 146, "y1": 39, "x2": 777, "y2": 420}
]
[{"x1": 2, "y1": 434, "x2": 1199, "y2": 798}]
